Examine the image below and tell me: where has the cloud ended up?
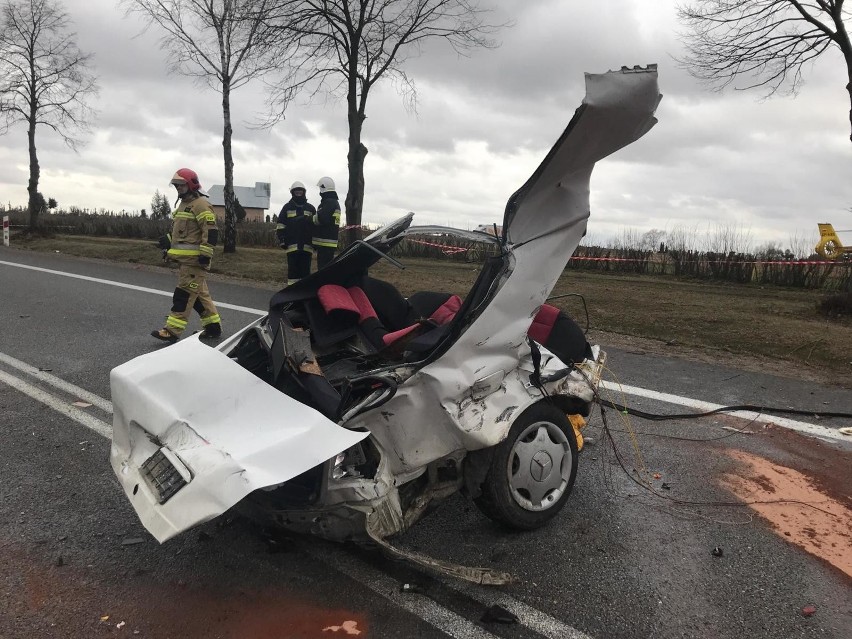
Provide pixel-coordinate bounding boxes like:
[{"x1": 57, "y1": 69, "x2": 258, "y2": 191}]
[{"x1": 0, "y1": 0, "x2": 848, "y2": 249}]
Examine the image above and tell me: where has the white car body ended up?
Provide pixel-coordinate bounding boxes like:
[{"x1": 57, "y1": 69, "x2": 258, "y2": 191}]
[{"x1": 110, "y1": 65, "x2": 661, "y2": 582}]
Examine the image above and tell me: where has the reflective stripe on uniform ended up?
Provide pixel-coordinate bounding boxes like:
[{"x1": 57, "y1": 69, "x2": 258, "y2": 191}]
[
  {"x1": 196, "y1": 211, "x2": 216, "y2": 224},
  {"x1": 200, "y1": 314, "x2": 221, "y2": 326},
  {"x1": 166, "y1": 316, "x2": 188, "y2": 330},
  {"x1": 199, "y1": 244, "x2": 214, "y2": 257},
  {"x1": 284, "y1": 245, "x2": 314, "y2": 254},
  {"x1": 286, "y1": 211, "x2": 298, "y2": 218},
  {"x1": 313, "y1": 239, "x2": 338, "y2": 248},
  {"x1": 167, "y1": 241, "x2": 201, "y2": 257},
  {"x1": 173, "y1": 212, "x2": 195, "y2": 220},
  {"x1": 275, "y1": 224, "x2": 286, "y2": 230}
]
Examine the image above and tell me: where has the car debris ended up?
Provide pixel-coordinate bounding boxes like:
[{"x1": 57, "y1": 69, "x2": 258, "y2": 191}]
[
  {"x1": 481, "y1": 604, "x2": 519, "y2": 624},
  {"x1": 109, "y1": 65, "x2": 661, "y2": 584}
]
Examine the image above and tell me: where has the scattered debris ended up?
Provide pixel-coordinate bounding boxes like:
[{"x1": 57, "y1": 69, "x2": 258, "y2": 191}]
[
  {"x1": 721, "y1": 426, "x2": 752, "y2": 434},
  {"x1": 100, "y1": 615, "x2": 110, "y2": 622},
  {"x1": 116, "y1": 621, "x2": 126, "y2": 629},
  {"x1": 400, "y1": 583, "x2": 424, "y2": 594},
  {"x1": 19, "y1": 314, "x2": 30, "y2": 318},
  {"x1": 653, "y1": 473, "x2": 662, "y2": 480},
  {"x1": 72, "y1": 401, "x2": 92, "y2": 408},
  {"x1": 801, "y1": 605, "x2": 817, "y2": 617},
  {"x1": 661, "y1": 483, "x2": 671, "y2": 490},
  {"x1": 54, "y1": 555, "x2": 64, "y2": 567},
  {"x1": 481, "y1": 604, "x2": 519, "y2": 624},
  {"x1": 322, "y1": 620, "x2": 362, "y2": 635},
  {"x1": 711, "y1": 547, "x2": 724, "y2": 557},
  {"x1": 121, "y1": 537, "x2": 145, "y2": 546},
  {"x1": 838, "y1": 428, "x2": 852, "y2": 436}
]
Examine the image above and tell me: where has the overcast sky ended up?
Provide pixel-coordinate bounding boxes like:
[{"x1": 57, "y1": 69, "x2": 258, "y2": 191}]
[{"x1": 0, "y1": 0, "x2": 849, "y2": 250}]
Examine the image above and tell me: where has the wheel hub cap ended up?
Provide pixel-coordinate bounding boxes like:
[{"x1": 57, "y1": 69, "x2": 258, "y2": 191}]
[{"x1": 530, "y1": 451, "x2": 553, "y2": 482}]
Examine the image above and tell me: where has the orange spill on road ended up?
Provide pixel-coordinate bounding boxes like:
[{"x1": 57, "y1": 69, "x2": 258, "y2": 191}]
[{"x1": 720, "y1": 449, "x2": 852, "y2": 578}]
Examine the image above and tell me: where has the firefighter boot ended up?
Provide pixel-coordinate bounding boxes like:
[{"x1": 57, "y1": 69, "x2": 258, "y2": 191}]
[
  {"x1": 199, "y1": 322, "x2": 222, "y2": 340},
  {"x1": 151, "y1": 328, "x2": 178, "y2": 344}
]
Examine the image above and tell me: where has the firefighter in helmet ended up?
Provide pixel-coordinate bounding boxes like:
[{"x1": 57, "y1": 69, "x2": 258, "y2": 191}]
[
  {"x1": 151, "y1": 168, "x2": 222, "y2": 343},
  {"x1": 313, "y1": 176, "x2": 341, "y2": 270},
  {"x1": 276, "y1": 180, "x2": 316, "y2": 285}
]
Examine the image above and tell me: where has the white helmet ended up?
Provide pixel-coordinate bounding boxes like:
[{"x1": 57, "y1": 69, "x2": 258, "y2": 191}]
[
  {"x1": 290, "y1": 180, "x2": 306, "y2": 193},
  {"x1": 317, "y1": 176, "x2": 335, "y2": 193}
]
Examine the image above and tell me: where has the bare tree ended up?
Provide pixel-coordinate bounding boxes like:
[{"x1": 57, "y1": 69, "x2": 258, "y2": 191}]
[
  {"x1": 266, "y1": 0, "x2": 503, "y2": 239},
  {"x1": 0, "y1": 0, "x2": 98, "y2": 230},
  {"x1": 677, "y1": 1, "x2": 852, "y2": 142},
  {"x1": 123, "y1": 0, "x2": 281, "y2": 253}
]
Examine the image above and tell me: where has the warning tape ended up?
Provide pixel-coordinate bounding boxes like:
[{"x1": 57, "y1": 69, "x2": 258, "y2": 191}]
[{"x1": 406, "y1": 238, "x2": 469, "y2": 255}]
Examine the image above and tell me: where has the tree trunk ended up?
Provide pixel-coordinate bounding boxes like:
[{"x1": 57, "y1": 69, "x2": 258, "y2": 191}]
[
  {"x1": 26, "y1": 115, "x2": 40, "y2": 230},
  {"x1": 222, "y1": 82, "x2": 237, "y2": 253},
  {"x1": 343, "y1": 106, "x2": 367, "y2": 247}
]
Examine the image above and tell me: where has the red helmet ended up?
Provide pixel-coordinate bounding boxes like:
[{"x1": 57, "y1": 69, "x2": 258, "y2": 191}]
[{"x1": 170, "y1": 168, "x2": 202, "y2": 192}]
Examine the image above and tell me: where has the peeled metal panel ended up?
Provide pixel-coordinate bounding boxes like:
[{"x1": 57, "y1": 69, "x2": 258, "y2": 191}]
[
  {"x1": 109, "y1": 336, "x2": 368, "y2": 542},
  {"x1": 503, "y1": 66, "x2": 661, "y2": 244}
]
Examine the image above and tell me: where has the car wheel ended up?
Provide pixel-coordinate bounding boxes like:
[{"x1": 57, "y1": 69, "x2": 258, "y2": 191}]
[{"x1": 475, "y1": 402, "x2": 578, "y2": 530}]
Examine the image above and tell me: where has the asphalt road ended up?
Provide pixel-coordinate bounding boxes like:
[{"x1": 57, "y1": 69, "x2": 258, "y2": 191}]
[{"x1": 1, "y1": 246, "x2": 850, "y2": 639}]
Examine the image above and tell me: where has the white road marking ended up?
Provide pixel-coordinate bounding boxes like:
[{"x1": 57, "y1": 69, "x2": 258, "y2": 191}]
[
  {"x1": 599, "y1": 381, "x2": 848, "y2": 444},
  {"x1": 0, "y1": 352, "x2": 113, "y2": 413},
  {"x1": 0, "y1": 369, "x2": 112, "y2": 438},
  {"x1": 0, "y1": 260, "x2": 265, "y2": 315},
  {"x1": 437, "y1": 577, "x2": 594, "y2": 639},
  {"x1": 303, "y1": 544, "x2": 500, "y2": 639}
]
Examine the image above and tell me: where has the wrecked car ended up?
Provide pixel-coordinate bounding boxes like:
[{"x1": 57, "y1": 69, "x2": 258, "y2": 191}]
[{"x1": 110, "y1": 65, "x2": 661, "y2": 583}]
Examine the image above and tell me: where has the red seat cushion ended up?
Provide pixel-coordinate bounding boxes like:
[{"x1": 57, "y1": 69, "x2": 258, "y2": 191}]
[
  {"x1": 528, "y1": 304, "x2": 560, "y2": 344},
  {"x1": 317, "y1": 284, "x2": 359, "y2": 315},
  {"x1": 346, "y1": 286, "x2": 379, "y2": 322},
  {"x1": 429, "y1": 295, "x2": 462, "y2": 325}
]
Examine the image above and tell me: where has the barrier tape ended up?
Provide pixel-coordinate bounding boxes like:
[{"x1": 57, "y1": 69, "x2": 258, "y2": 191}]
[{"x1": 405, "y1": 238, "x2": 469, "y2": 255}]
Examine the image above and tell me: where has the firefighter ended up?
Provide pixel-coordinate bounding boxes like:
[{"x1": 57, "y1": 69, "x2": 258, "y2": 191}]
[
  {"x1": 151, "y1": 168, "x2": 222, "y2": 343},
  {"x1": 313, "y1": 176, "x2": 341, "y2": 270},
  {"x1": 276, "y1": 180, "x2": 316, "y2": 285}
]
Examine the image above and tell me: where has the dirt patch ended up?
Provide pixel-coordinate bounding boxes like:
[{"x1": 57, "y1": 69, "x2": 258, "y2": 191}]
[
  {"x1": 0, "y1": 540, "x2": 368, "y2": 638},
  {"x1": 719, "y1": 449, "x2": 852, "y2": 579}
]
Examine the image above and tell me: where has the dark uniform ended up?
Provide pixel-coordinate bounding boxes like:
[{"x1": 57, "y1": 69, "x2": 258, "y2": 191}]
[
  {"x1": 313, "y1": 188, "x2": 341, "y2": 270},
  {"x1": 276, "y1": 190, "x2": 316, "y2": 285},
  {"x1": 152, "y1": 168, "x2": 222, "y2": 342}
]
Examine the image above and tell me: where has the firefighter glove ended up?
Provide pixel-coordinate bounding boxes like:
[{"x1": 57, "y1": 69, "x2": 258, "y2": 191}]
[{"x1": 198, "y1": 255, "x2": 211, "y2": 266}]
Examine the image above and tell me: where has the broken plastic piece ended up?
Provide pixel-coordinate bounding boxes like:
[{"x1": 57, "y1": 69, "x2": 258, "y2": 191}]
[
  {"x1": 711, "y1": 547, "x2": 723, "y2": 557},
  {"x1": 121, "y1": 537, "x2": 145, "y2": 546},
  {"x1": 802, "y1": 605, "x2": 817, "y2": 617},
  {"x1": 481, "y1": 604, "x2": 519, "y2": 624}
]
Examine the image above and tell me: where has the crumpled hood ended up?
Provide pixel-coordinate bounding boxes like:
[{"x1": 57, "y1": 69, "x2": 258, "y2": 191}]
[{"x1": 110, "y1": 336, "x2": 367, "y2": 542}]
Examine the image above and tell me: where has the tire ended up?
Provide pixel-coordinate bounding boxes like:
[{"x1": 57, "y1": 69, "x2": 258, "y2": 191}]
[{"x1": 474, "y1": 402, "x2": 578, "y2": 530}]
